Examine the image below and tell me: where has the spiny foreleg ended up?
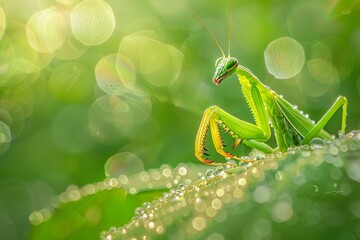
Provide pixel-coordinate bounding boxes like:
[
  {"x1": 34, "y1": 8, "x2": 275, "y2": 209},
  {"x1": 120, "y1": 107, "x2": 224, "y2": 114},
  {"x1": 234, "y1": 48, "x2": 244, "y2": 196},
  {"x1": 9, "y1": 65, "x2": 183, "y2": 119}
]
[{"x1": 195, "y1": 105, "x2": 274, "y2": 166}]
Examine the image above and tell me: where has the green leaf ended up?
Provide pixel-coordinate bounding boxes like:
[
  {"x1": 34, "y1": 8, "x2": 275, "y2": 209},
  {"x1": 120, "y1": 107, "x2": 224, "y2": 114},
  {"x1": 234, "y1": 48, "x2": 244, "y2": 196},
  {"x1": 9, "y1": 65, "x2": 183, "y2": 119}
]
[
  {"x1": 102, "y1": 131, "x2": 360, "y2": 240},
  {"x1": 29, "y1": 188, "x2": 165, "y2": 239},
  {"x1": 29, "y1": 163, "x2": 207, "y2": 239}
]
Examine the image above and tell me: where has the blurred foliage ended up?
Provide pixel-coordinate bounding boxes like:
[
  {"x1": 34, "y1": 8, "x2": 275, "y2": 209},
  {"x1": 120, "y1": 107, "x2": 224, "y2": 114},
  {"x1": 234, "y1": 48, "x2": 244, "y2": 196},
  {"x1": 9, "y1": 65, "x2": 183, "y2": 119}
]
[
  {"x1": 0, "y1": 0, "x2": 359, "y2": 239},
  {"x1": 29, "y1": 132, "x2": 360, "y2": 239}
]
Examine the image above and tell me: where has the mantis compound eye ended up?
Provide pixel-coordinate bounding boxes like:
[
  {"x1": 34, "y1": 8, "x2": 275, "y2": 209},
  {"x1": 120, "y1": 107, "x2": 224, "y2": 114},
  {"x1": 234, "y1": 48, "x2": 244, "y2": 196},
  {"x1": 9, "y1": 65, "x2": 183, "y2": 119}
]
[{"x1": 225, "y1": 57, "x2": 238, "y2": 71}]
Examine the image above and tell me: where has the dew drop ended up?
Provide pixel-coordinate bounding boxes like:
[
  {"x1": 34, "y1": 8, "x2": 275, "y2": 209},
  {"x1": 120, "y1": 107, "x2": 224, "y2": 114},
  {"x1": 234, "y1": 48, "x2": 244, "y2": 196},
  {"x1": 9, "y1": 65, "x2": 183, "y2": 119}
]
[
  {"x1": 287, "y1": 147, "x2": 296, "y2": 155},
  {"x1": 309, "y1": 138, "x2": 324, "y2": 150},
  {"x1": 276, "y1": 152, "x2": 283, "y2": 158},
  {"x1": 300, "y1": 150, "x2": 312, "y2": 158},
  {"x1": 249, "y1": 150, "x2": 266, "y2": 160},
  {"x1": 329, "y1": 145, "x2": 339, "y2": 155},
  {"x1": 197, "y1": 172, "x2": 205, "y2": 180},
  {"x1": 205, "y1": 169, "x2": 215, "y2": 178},
  {"x1": 225, "y1": 159, "x2": 237, "y2": 168},
  {"x1": 134, "y1": 207, "x2": 145, "y2": 217},
  {"x1": 337, "y1": 131, "x2": 346, "y2": 140},
  {"x1": 348, "y1": 130, "x2": 360, "y2": 141},
  {"x1": 142, "y1": 202, "x2": 151, "y2": 209},
  {"x1": 215, "y1": 168, "x2": 228, "y2": 178}
]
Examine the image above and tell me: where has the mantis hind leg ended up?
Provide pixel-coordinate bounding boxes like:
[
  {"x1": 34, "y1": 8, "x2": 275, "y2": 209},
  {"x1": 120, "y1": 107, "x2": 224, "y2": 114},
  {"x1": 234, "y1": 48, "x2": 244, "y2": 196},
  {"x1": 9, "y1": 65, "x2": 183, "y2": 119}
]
[
  {"x1": 195, "y1": 105, "x2": 274, "y2": 166},
  {"x1": 301, "y1": 96, "x2": 348, "y2": 144}
]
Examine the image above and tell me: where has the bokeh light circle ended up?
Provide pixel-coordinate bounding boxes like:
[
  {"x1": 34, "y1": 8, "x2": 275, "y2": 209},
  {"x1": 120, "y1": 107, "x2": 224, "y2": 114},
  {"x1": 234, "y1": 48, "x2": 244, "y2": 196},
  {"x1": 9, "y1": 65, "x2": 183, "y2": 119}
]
[
  {"x1": 89, "y1": 93, "x2": 152, "y2": 142},
  {"x1": 54, "y1": 33, "x2": 89, "y2": 60},
  {"x1": 49, "y1": 62, "x2": 92, "y2": 102},
  {"x1": 57, "y1": 0, "x2": 81, "y2": 5},
  {"x1": 0, "y1": 6, "x2": 6, "y2": 41},
  {"x1": 264, "y1": 37, "x2": 305, "y2": 79},
  {"x1": 296, "y1": 58, "x2": 340, "y2": 98},
  {"x1": 89, "y1": 95, "x2": 133, "y2": 141},
  {"x1": 119, "y1": 34, "x2": 184, "y2": 87},
  {"x1": 71, "y1": 0, "x2": 115, "y2": 46},
  {"x1": 26, "y1": 8, "x2": 67, "y2": 53},
  {"x1": 95, "y1": 54, "x2": 136, "y2": 95},
  {"x1": 104, "y1": 152, "x2": 144, "y2": 177},
  {"x1": 0, "y1": 121, "x2": 11, "y2": 155},
  {"x1": 0, "y1": 35, "x2": 16, "y2": 84},
  {"x1": 9, "y1": 22, "x2": 54, "y2": 74},
  {"x1": 0, "y1": 108, "x2": 12, "y2": 127},
  {"x1": 123, "y1": 92, "x2": 152, "y2": 125},
  {"x1": 307, "y1": 58, "x2": 339, "y2": 84}
]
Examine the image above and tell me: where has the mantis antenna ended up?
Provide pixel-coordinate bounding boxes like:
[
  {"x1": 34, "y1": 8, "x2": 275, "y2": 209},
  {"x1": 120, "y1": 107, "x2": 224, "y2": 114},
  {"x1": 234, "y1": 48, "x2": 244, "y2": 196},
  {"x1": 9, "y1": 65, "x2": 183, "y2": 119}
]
[
  {"x1": 227, "y1": 14, "x2": 232, "y2": 57},
  {"x1": 188, "y1": 7, "x2": 226, "y2": 57}
]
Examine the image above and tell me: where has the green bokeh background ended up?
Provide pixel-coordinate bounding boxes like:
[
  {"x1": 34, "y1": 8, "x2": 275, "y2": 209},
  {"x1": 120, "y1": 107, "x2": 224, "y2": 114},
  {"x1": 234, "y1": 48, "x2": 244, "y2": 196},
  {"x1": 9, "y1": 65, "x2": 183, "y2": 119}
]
[{"x1": 0, "y1": 0, "x2": 359, "y2": 239}]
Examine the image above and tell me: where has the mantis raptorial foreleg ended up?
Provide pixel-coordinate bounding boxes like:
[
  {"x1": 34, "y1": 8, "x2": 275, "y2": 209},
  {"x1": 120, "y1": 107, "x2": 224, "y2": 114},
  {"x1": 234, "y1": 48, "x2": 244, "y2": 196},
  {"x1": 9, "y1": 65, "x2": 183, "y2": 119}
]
[{"x1": 195, "y1": 105, "x2": 274, "y2": 166}]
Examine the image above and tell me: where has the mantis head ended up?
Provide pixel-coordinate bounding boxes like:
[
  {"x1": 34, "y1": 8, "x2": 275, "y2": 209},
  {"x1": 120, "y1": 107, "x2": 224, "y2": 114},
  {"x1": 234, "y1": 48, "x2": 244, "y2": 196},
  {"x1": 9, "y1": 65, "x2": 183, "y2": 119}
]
[{"x1": 213, "y1": 57, "x2": 239, "y2": 85}]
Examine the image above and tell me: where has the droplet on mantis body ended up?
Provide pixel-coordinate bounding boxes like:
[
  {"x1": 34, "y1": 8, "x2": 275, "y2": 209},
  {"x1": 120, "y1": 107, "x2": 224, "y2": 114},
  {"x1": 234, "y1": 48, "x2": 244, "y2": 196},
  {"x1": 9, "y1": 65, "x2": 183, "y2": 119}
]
[{"x1": 264, "y1": 37, "x2": 305, "y2": 79}]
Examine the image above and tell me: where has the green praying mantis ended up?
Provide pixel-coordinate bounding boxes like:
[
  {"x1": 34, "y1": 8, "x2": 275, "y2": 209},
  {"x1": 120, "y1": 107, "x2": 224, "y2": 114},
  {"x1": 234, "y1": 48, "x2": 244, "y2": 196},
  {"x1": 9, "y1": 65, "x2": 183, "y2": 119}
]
[{"x1": 194, "y1": 15, "x2": 348, "y2": 166}]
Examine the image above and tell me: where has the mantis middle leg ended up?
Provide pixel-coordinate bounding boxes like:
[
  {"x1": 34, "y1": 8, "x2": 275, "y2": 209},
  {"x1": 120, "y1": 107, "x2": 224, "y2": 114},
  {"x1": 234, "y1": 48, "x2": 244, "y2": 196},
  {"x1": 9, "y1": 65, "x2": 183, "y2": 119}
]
[{"x1": 301, "y1": 96, "x2": 348, "y2": 144}]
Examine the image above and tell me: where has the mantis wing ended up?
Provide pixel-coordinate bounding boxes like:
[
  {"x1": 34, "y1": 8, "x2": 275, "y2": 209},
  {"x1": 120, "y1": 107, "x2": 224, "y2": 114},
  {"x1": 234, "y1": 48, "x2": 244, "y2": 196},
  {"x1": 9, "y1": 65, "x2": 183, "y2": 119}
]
[{"x1": 274, "y1": 96, "x2": 332, "y2": 140}]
